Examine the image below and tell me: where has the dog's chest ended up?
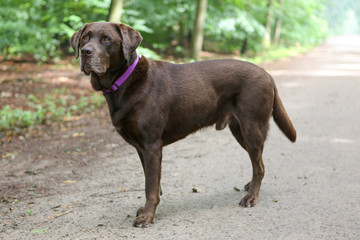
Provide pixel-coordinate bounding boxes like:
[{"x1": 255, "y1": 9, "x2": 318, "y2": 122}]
[
  {"x1": 114, "y1": 124, "x2": 142, "y2": 148},
  {"x1": 115, "y1": 126, "x2": 121, "y2": 133}
]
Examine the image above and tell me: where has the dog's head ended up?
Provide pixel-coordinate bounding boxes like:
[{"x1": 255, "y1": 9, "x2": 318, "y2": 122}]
[{"x1": 70, "y1": 22, "x2": 142, "y2": 90}]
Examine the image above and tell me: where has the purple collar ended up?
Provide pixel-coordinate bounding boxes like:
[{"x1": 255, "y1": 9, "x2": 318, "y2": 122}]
[{"x1": 103, "y1": 54, "x2": 140, "y2": 94}]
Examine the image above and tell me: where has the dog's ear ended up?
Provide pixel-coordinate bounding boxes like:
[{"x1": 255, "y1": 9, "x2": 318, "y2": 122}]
[
  {"x1": 115, "y1": 23, "x2": 143, "y2": 62},
  {"x1": 70, "y1": 23, "x2": 88, "y2": 59}
]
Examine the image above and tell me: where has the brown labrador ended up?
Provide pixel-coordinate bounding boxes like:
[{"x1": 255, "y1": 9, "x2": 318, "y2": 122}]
[{"x1": 71, "y1": 22, "x2": 296, "y2": 227}]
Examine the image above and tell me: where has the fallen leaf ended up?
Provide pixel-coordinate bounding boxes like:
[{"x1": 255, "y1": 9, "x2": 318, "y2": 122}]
[
  {"x1": 1, "y1": 91, "x2": 12, "y2": 98},
  {"x1": 233, "y1": 186, "x2": 241, "y2": 192},
  {"x1": 63, "y1": 180, "x2": 76, "y2": 184},
  {"x1": 72, "y1": 132, "x2": 85, "y2": 138},
  {"x1": 2, "y1": 152, "x2": 18, "y2": 160}
]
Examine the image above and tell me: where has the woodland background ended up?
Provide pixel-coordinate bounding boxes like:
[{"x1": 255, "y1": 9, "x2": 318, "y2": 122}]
[
  {"x1": 0, "y1": 0, "x2": 359, "y2": 133},
  {"x1": 1, "y1": 0, "x2": 359, "y2": 63}
]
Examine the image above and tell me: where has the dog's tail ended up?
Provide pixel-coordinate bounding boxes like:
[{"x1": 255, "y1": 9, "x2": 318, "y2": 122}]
[{"x1": 271, "y1": 77, "x2": 297, "y2": 142}]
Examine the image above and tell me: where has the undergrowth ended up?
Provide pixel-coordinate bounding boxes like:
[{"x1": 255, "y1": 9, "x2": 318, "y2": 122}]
[
  {"x1": 242, "y1": 45, "x2": 314, "y2": 64},
  {"x1": 0, "y1": 90, "x2": 104, "y2": 132}
]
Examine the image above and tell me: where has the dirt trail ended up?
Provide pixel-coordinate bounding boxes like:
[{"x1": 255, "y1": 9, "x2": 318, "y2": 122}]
[{"x1": 1, "y1": 36, "x2": 360, "y2": 239}]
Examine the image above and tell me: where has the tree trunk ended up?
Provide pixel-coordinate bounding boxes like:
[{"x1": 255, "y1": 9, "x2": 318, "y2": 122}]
[
  {"x1": 273, "y1": 0, "x2": 283, "y2": 45},
  {"x1": 108, "y1": 0, "x2": 124, "y2": 23},
  {"x1": 178, "y1": 15, "x2": 186, "y2": 47},
  {"x1": 191, "y1": 0, "x2": 208, "y2": 61},
  {"x1": 241, "y1": 0, "x2": 251, "y2": 55},
  {"x1": 263, "y1": 0, "x2": 273, "y2": 48},
  {"x1": 241, "y1": 38, "x2": 248, "y2": 55}
]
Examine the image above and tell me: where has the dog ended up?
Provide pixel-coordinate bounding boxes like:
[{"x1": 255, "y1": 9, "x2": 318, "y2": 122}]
[{"x1": 71, "y1": 22, "x2": 296, "y2": 227}]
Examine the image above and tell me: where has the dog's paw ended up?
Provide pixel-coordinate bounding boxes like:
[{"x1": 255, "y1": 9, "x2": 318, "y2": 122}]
[
  {"x1": 136, "y1": 206, "x2": 145, "y2": 217},
  {"x1": 239, "y1": 193, "x2": 258, "y2": 208},
  {"x1": 133, "y1": 207, "x2": 154, "y2": 228},
  {"x1": 132, "y1": 214, "x2": 154, "y2": 228}
]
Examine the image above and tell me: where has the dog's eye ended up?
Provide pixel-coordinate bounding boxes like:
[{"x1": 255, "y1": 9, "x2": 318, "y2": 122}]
[
  {"x1": 83, "y1": 35, "x2": 89, "y2": 41},
  {"x1": 102, "y1": 36, "x2": 111, "y2": 44}
]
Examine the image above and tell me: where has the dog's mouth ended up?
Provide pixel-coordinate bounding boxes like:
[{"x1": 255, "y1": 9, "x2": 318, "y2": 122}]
[
  {"x1": 82, "y1": 65, "x2": 91, "y2": 76},
  {"x1": 81, "y1": 63, "x2": 106, "y2": 76},
  {"x1": 81, "y1": 54, "x2": 108, "y2": 77}
]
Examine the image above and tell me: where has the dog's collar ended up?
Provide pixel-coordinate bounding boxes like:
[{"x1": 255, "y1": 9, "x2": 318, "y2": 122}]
[{"x1": 103, "y1": 54, "x2": 140, "y2": 94}]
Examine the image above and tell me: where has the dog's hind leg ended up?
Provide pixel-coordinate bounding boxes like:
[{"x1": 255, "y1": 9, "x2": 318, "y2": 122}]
[
  {"x1": 229, "y1": 118, "x2": 247, "y2": 150},
  {"x1": 229, "y1": 119, "x2": 252, "y2": 191},
  {"x1": 229, "y1": 119, "x2": 256, "y2": 193},
  {"x1": 231, "y1": 109, "x2": 270, "y2": 207}
]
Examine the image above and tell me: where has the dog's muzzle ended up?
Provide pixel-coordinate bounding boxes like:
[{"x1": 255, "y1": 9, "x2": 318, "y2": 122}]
[{"x1": 80, "y1": 46, "x2": 107, "y2": 76}]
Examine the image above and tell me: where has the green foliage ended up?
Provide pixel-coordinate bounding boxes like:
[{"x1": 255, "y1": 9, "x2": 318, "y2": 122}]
[
  {"x1": 137, "y1": 46, "x2": 161, "y2": 60},
  {"x1": 280, "y1": 0, "x2": 327, "y2": 46},
  {"x1": 123, "y1": 0, "x2": 196, "y2": 55},
  {"x1": 31, "y1": 227, "x2": 49, "y2": 234},
  {"x1": 0, "y1": 92, "x2": 105, "y2": 132},
  {"x1": 242, "y1": 45, "x2": 314, "y2": 65},
  {"x1": 0, "y1": 106, "x2": 36, "y2": 130},
  {"x1": 123, "y1": 0, "x2": 330, "y2": 56},
  {"x1": 26, "y1": 209, "x2": 34, "y2": 216},
  {"x1": 0, "y1": 0, "x2": 111, "y2": 62},
  {"x1": 205, "y1": 2, "x2": 266, "y2": 53},
  {"x1": 1, "y1": 0, "x2": 354, "y2": 61}
]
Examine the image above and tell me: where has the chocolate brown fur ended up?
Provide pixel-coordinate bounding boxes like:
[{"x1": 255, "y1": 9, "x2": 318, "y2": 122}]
[{"x1": 71, "y1": 22, "x2": 296, "y2": 227}]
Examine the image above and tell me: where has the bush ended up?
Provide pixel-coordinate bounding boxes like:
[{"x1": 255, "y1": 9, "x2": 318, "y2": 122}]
[
  {"x1": 0, "y1": 0, "x2": 110, "y2": 62},
  {"x1": 0, "y1": 92, "x2": 105, "y2": 131}
]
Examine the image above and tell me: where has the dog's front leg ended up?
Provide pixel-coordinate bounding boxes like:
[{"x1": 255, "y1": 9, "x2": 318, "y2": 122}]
[{"x1": 133, "y1": 142, "x2": 162, "y2": 227}]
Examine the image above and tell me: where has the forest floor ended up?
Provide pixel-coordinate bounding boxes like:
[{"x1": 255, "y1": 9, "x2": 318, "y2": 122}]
[{"x1": 1, "y1": 36, "x2": 360, "y2": 239}]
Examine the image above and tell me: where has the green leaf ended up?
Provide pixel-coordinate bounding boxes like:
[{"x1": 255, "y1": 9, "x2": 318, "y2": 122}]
[{"x1": 31, "y1": 227, "x2": 49, "y2": 234}]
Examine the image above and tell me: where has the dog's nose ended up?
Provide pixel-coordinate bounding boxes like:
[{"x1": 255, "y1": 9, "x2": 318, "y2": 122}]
[{"x1": 81, "y1": 46, "x2": 93, "y2": 57}]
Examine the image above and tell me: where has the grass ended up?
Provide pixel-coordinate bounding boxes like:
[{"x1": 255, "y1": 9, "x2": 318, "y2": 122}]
[
  {"x1": 31, "y1": 227, "x2": 48, "y2": 234},
  {"x1": 165, "y1": 44, "x2": 315, "y2": 65},
  {"x1": 241, "y1": 44, "x2": 315, "y2": 65},
  {"x1": 26, "y1": 209, "x2": 34, "y2": 216},
  {"x1": 0, "y1": 90, "x2": 105, "y2": 132}
]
